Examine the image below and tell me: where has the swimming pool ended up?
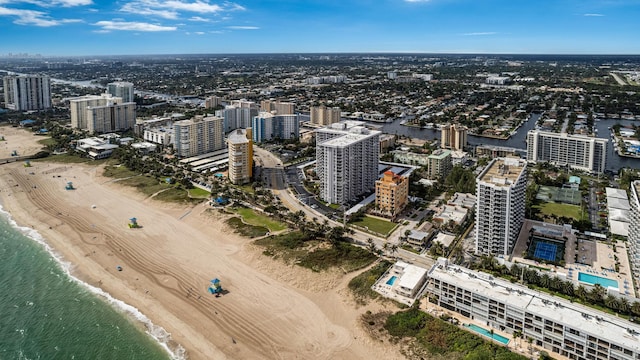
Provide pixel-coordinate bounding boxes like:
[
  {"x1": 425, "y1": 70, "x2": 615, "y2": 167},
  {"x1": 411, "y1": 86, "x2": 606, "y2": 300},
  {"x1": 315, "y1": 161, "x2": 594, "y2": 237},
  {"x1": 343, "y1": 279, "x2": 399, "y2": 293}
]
[
  {"x1": 464, "y1": 324, "x2": 510, "y2": 345},
  {"x1": 578, "y1": 272, "x2": 619, "y2": 289},
  {"x1": 386, "y1": 276, "x2": 397, "y2": 286}
]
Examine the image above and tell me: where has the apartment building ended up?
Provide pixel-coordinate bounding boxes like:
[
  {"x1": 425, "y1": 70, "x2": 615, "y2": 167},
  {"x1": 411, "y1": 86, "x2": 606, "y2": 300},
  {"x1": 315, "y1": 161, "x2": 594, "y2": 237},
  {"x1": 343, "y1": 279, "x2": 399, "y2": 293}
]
[
  {"x1": 527, "y1": 130, "x2": 608, "y2": 174},
  {"x1": 427, "y1": 149, "x2": 452, "y2": 180},
  {"x1": 316, "y1": 121, "x2": 380, "y2": 205},
  {"x1": 260, "y1": 100, "x2": 295, "y2": 115},
  {"x1": 228, "y1": 128, "x2": 253, "y2": 185},
  {"x1": 69, "y1": 94, "x2": 136, "y2": 133},
  {"x1": 204, "y1": 96, "x2": 223, "y2": 109},
  {"x1": 310, "y1": 105, "x2": 341, "y2": 126},
  {"x1": 251, "y1": 112, "x2": 299, "y2": 143},
  {"x1": 3, "y1": 75, "x2": 51, "y2": 111},
  {"x1": 172, "y1": 115, "x2": 224, "y2": 157},
  {"x1": 219, "y1": 104, "x2": 258, "y2": 132},
  {"x1": 475, "y1": 157, "x2": 527, "y2": 256},
  {"x1": 441, "y1": 124, "x2": 467, "y2": 151},
  {"x1": 629, "y1": 181, "x2": 640, "y2": 283},
  {"x1": 375, "y1": 170, "x2": 409, "y2": 218},
  {"x1": 107, "y1": 81, "x2": 134, "y2": 103},
  {"x1": 427, "y1": 258, "x2": 640, "y2": 360}
]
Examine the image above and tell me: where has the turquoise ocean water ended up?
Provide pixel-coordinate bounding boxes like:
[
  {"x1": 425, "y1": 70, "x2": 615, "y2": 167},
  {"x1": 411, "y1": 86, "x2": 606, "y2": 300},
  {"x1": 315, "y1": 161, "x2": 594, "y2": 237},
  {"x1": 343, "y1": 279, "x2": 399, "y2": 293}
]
[{"x1": 0, "y1": 206, "x2": 180, "y2": 360}]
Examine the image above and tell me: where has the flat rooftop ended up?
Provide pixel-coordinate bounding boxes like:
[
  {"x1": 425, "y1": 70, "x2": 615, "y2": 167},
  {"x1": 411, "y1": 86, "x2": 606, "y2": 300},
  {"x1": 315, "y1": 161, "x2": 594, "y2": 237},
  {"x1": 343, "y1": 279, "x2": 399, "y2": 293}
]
[
  {"x1": 478, "y1": 158, "x2": 526, "y2": 186},
  {"x1": 430, "y1": 262, "x2": 640, "y2": 351}
]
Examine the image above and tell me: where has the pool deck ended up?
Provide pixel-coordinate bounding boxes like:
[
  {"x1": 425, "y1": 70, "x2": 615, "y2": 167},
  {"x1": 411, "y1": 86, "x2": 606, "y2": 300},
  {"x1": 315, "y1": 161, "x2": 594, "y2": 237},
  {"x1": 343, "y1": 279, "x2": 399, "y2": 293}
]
[{"x1": 372, "y1": 270, "x2": 417, "y2": 306}]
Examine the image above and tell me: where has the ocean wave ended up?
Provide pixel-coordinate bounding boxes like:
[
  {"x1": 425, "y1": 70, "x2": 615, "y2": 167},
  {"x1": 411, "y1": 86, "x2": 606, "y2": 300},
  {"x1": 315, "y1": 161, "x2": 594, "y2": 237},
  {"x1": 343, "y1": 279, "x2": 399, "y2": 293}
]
[{"x1": 0, "y1": 205, "x2": 187, "y2": 360}]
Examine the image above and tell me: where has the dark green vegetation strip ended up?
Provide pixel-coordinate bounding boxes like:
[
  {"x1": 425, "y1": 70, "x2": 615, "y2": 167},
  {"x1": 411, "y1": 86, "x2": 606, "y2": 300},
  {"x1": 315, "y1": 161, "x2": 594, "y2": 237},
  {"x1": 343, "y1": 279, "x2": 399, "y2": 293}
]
[{"x1": 225, "y1": 217, "x2": 269, "y2": 238}]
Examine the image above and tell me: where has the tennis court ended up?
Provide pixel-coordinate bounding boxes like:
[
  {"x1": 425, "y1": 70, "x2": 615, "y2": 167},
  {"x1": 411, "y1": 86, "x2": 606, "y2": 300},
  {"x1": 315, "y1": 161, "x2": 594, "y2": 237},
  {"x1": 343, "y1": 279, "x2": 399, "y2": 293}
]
[
  {"x1": 534, "y1": 242, "x2": 558, "y2": 262},
  {"x1": 536, "y1": 186, "x2": 581, "y2": 205}
]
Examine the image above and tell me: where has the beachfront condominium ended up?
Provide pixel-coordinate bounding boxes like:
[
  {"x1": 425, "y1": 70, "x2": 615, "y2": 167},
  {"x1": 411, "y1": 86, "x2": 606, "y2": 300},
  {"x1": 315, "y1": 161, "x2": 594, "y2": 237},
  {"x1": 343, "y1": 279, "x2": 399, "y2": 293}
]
[
  {"x1": 69, "y1": 94, "x2": 136, "y2": 133},
  {"x1": 316, "y1": 121, "x2": 380, "y2": 205},
  {"x1": 219, "y1": 103, "x2": 258, "y2": 133},
  {"x1": 475, "y1": 157, "x2": 527, "y2": 256},
  {"x1": 172, "y1": 115, "x2": 224, "y2": 157},
  {"x1": 629, "y1": 181, "x2": 640, "y2": 283},
  {"x1": 228, "y1": 128, "x2": 253, "y2": 185},
  {"x1": 375, "y1": 171, "x2": 409, "y2": 218},
  {"x1": 205, "y1": 96, "x2": 223, "y2": 109},
  {"x1": 3, "y1": 75, "x2": 51, "y2": 111},
  {"x1": 251, "y1": 112, "x2": 299, "y2": 143},
  {"x1": 310, "y1": 105, "x2": 341, "y2": 126},
  {"x1": 107, "y1": 81, "x2": 134, "y2": 103},
  {"x1": 441, "y1": 124, "x2": 467, "y2": 151},
  {"x1": 427, "y1": 149, "x2": 453, "y2": 180},
  {"x1": 260, "y1": 100, "x2": 295, "y2": 115},
  {"x1": 526, "y1": 130, "x2": 608, "y2": 173},
  {"x1": 426, "y1": 258, "x2": 640, "y2": 360}
]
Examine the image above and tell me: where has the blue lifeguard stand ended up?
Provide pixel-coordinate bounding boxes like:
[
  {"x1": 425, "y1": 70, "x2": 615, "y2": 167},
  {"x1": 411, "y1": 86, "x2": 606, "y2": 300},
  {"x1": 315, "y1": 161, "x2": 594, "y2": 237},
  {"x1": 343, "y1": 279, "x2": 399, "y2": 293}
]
[
  {"x1": 128, "y1": 217, "x2": 140, "y2": 228},
  {"x1": 208, "y1": 278, "x2": 223, "y2": 296},
  {"x1": 65, "y1": 182, "x2": 74, "y2": 190}
]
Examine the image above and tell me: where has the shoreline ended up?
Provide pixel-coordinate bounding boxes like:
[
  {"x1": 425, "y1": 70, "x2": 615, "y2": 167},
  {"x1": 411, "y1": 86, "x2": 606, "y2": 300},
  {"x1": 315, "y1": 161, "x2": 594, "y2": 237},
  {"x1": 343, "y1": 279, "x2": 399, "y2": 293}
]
[
  {"x1": 0, "y1": 203, "x2": 185, "y2": 359},
  {"x1": 0, "y1": 160, "x2": 403, "y2": 360}
]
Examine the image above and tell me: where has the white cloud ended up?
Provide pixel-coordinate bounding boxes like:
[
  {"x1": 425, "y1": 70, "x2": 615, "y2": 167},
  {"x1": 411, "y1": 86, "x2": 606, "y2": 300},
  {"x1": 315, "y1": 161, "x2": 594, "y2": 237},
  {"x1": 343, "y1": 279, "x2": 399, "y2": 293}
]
[
  {"x1": 119, "y1": 0, "x2": 245, "y2": 19},
  {"x1": 463, "y1": 31, "x2": 497, "y2": 36},
  {"x1": 8, "y1": 0, "x2": 92, "y2": 7},
  {"x1": 93, "y1": 20, "x2": 177, "y2": 31},
  {"x1": 188, "y1": 15, "x2": 209, "y2": 21},
  {"x1": 583, "y1": 13, "x2": 604, "y2": 16},
  {"x1": 226, "y1": 25, "x2": 258, "y2": 30},
  {"x1": 121, "y1": 3, "x2": 178, "y2": 19},
  {"x1": 194, "y1": 31, "x2": 204, "y2": 34},
  {"x1": 0, "y1": 6, "x2": 80, "y2": 26}
]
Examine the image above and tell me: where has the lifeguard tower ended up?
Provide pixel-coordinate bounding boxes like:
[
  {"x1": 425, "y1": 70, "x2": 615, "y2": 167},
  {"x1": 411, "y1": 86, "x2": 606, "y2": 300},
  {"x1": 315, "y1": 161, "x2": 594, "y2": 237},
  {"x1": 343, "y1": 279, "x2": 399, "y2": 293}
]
[
  {"x1": 65, "y1": 182, "x2": 74, "y2": 190},
  {"x1": 128, "y1": 217, "x2": 140, "y2": 228}
]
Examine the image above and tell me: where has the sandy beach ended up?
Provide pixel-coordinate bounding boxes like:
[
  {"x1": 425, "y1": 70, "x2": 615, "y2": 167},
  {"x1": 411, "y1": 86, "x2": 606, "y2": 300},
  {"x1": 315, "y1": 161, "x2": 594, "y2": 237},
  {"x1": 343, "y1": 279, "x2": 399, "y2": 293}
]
[{"x1": 0, "y1": 127, "x2": 402, "y2": 360}]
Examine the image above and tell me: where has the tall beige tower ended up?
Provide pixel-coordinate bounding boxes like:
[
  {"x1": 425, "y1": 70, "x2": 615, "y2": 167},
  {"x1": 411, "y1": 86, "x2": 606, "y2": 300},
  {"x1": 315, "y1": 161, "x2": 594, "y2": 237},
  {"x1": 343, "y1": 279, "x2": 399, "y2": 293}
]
[
  {"x1": 441, "y1": 124, "x2": 467, "y2": 151},
  {"x1": 310, "y1": 105, "x2": 341, "y2": 126},
  {"x1": 228, "y1": 129, "x2": 253, "y2": 185}
]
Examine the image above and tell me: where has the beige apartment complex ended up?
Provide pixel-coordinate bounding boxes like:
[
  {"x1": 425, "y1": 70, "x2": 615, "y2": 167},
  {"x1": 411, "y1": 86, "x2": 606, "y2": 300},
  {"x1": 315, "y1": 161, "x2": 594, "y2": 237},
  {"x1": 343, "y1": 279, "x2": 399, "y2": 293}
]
[
  {"x1": 375, "y1": 171, "x2": 409, "y2": 218},
  {"x1": 228, "y1": 128, "x2": 253, "y2": 185}
]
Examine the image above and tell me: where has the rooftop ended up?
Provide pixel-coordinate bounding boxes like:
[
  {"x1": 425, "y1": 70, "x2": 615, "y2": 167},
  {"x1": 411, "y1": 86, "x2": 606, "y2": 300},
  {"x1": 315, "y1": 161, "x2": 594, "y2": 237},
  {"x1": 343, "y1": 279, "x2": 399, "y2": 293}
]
[
  {"x1": 428, "y1": 149, "x2": 452, "y2": 160},
  {"x1": 430, "y1": 260, "x2": 640, "y2": 351},
  {"x1": 478, "y1": 157, "x2": 526, "y2": 187}
]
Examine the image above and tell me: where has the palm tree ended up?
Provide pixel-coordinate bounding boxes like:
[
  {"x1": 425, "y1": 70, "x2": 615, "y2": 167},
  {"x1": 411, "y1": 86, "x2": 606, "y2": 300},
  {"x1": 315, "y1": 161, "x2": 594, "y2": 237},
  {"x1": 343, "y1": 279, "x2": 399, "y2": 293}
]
[
  {"x1": 589, "y1": 284, "x2": 606, "y2": 304},
  {"x1": 382, "y1": 242, "x2": 389, "y2": 256},
  {"x1": 540, "y1": 274, "x2": 551, "y2": 288},
  {"x1": 575, "y1": 285, "x2": 588, "y2": 301},
  {"x1": 390, "y1": 244, "x2": 398, "y2": 258},
  {"x1": 631, "y1": 301, "x2": 640, "y2": 316},
  {"x1": 605, "y1": 294, "x2": 619, "y2": 310}
]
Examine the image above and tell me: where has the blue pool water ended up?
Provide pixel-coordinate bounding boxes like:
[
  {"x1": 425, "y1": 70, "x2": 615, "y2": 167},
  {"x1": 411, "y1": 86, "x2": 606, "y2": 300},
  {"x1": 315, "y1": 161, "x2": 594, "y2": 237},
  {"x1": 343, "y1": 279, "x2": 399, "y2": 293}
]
[
  {"x1": 464, "y1": 324, "x2": 510, "y2": 345},
  {"x1": 386, "y1": 276, "x2": 397, "y2": 286},
  {"x1": 578, "y1": 272, "x2": 619, "y2": 289}
]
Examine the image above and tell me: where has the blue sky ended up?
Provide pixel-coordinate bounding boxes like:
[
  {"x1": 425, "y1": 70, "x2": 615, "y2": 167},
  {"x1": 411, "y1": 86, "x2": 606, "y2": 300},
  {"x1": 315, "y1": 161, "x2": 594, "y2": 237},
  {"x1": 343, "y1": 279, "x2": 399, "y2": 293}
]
[{"x1": 1, "y1": 0, "x2": 639, "y2": 56}]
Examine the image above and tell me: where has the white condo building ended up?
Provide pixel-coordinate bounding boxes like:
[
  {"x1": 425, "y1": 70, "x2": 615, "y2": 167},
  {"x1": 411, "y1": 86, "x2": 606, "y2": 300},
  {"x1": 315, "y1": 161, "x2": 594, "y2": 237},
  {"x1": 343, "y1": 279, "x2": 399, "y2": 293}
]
[
  {"x1": 228, "y1": 128, "x2": 253, "y2": 185},
  {"x1": 427, "y1": 258, "x2": 640, "y2": 360},
  {"x1": 107, "y1": 81, "x2": 134, "y2": 103},
  {"x1": 475, "y1": 157, "x2": 527, "y2": 256},
  {"x1": 172, "y1": 115, "x2": 224, "y2": 157},
  {"x1": 3, "y1": 75, "x2": 51, "y2": 111},
  {"x1": 628, "y1": 181, "x2": 640, "y2": 283},
  {"x1": 527, "y1": 130, "x2": 608, "y2": 173},
  {"x1": 219, "y1": 105, "x2": 258, "y2": 132},
  {"x1": 316, "y1": 121, "x2": 380, "y2": 205},
  {"x1": 251, "y1": 112, "x2": 299, "y2": 143},
  {"x1": 69, "y1": 94, "x2": 135, "y2": 133}
]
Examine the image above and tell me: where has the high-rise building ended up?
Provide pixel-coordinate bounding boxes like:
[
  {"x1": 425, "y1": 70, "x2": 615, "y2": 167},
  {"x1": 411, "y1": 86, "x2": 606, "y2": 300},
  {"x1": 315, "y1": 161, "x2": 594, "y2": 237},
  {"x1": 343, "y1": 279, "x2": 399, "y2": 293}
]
[
  {"x1": 205, "y1": 96, "x2": 223, "y2": 109},
  {"x1": 3, "y1": 75, "x2": 51, "y2": 111},
  {"x1": 375, "y1": 171, "x2": 409, "y2": 218},
  {"x1": 526, "y1": 130, "x2": 608, "y2": 173},
  {"x1": 251, "y1": 112, "x2": 299, "y2": 143},
  {"x1": 475, "y1": 157, "x2": 527, "y2": 256},
  {"x1": 441, "y1": 124, "x2": 467, "y2": 151},
  {"x1": 69, "y1": 94, "x2": 136, "y2": 133},
  {"x1": 316, "y1": 121, "x2": 380, "y2": 205},
  {"x1": 260, "y1": 100, "x2": 295, "y2": 115},
  {"x1": 220, "y1": 104, "x2": 258, "y2": 132},
  {"x1": 427, "y1": 149, "x2": 452, "y2": 180},
  {"x1": 629, "y1": 181, "x2": 640, "y2": 282},
  {"x1": 228, "y1": 128, "x2": 253, "y2": 185},
  {"x1": 173, "y1": 115, "x2": 224, "y2": 157},
  {"x1": 310, "y1": 105, "x2": 341, "y2": 126},
  {"x1": 107, "y1": 81, "x2": 134, "y2": 103}
]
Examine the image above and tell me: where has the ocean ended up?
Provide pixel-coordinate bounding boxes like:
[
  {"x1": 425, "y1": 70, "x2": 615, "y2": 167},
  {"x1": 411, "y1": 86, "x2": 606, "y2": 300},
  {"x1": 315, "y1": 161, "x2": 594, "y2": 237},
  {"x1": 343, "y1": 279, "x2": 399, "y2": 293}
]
[{"x1": 0, "y1": 206, "x2": 180, "y2": 360}]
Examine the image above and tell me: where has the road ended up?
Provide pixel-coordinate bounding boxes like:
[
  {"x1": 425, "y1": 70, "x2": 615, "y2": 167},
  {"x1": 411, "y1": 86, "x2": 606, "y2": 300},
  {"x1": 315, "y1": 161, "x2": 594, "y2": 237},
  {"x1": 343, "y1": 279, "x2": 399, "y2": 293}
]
[{"x1": 252, "y1": 146, "x2": 435, "y2": 269}]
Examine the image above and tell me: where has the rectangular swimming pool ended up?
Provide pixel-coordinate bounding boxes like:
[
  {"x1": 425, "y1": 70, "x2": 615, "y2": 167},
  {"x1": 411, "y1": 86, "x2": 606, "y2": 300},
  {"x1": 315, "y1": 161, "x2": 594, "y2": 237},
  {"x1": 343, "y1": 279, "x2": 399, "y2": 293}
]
[
  {"x1": 386, "y1": 276, "x2": 397, "y2": 286},
  {"x1": 464, "y1": 324, "x2": 510, "y2": 345},
  {"x1": 578, "y1": 272, "x2": 618, "y2": 289}
]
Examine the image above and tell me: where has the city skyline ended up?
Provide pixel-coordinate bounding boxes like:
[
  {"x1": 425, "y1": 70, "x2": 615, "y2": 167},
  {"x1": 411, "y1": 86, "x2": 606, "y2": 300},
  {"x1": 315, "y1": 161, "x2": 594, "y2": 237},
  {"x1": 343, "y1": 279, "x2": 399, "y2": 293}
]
[{"x1": 0, "y1": 0, "x2": 639, "y2": 56}]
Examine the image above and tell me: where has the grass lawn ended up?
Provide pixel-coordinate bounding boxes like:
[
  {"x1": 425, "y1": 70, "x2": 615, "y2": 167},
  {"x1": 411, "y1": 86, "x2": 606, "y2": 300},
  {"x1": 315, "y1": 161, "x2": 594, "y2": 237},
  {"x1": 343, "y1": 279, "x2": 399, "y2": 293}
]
[
  {"x1": 534, "y1": 202, "x2": 585, "y2": 221},
  {"x1": 239, "y1": 184, "x2": 255, "y2": 194},
  {"x1": 153, "y1": 187, "x2": 203, "y2": 204},
  {"x1": 119, "y1": 175, "x2": 170, "y2": 196},
  {"x1": 36, "y1": 137, "x2": 56, "y2": 147},
  {"x1": 348, "y1": 260, "x2": 392, "y2": 304},
  {"x1": 32, "y1": 153, "x2": 92, "y2": 164},
  {"x1": 234, "y1": 207, "x2": 287, "y2": 232},
  {"x1": 188, "y1": 187, "x2": 211, "y2": 198},
  {"x1": 103, "y1": 165, "x2": 139, "y2": 179},
  {"x1": 226, "y1": 217, "x2": 268, "y2": 238},
  {"x1": 349, "y1": 215, "x2": 397, "y2": 235}
]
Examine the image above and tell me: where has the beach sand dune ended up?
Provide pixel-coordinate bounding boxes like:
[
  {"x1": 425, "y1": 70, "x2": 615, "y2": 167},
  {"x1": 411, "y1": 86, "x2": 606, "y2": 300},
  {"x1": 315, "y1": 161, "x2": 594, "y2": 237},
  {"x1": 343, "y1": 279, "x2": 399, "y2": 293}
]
[{"x1": 0, "y1": 162, "x2": 403, "y2": 360}]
